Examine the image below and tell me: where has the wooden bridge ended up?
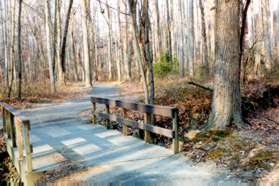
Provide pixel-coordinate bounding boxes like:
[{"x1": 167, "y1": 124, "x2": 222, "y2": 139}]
[
  {"x1": 0, "y1": 84, "x2": 235, "y2": 185},
  {"x1": 1, "y1": 97, "x2": 181, "y2": 185}
]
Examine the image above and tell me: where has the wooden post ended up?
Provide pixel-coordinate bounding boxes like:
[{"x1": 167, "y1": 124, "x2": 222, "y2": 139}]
[
  {"x1": 10, "y1": 114, "x2": 17, "y2": 147},
  {"x1": 92, "y1": 102, "x2": 97, "y2": 124},
  {"x1": 23, "y1": 121, "x2": 32, "y2": 173},
  {"x1": 172, "y1": 110, "x2": 179, "y2": 154},
  {"x1": 122, "y1": 108, "x2": 128, "y2": 136},
  {"x1": 105, "y1": 104, "x2": 110, "y2": 129},
  {"x1": 2, "y1": 108, "x2": 6, "y2": 134},
  {"x1": 15, "y1": 118, "x2": 23, "y2": 161},
  {"x1": 144, "y1": 113, "x2": 152, "y2": 143}
]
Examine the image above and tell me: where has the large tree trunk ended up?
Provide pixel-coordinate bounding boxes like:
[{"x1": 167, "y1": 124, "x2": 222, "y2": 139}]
[
  {"x1": 45, "y1": 0, "x2": 56, "y2": 93},
  {"x1": 81, "y1": 0, "x2": 92, "y2": 87},
  {"x1": 209, "y1": 0, "x2": 242, "y2": 129}
]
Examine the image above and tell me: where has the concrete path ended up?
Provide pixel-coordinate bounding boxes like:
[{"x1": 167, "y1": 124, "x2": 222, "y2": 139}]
[{"x1": 9, "y1": 84, "x2": 248, "y2": 185}]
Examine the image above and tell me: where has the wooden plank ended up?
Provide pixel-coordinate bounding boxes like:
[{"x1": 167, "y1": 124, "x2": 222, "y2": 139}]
[
  {"x1": 96, "y1": 113, "x2": 173, "y2": 138},
  {"x1": 91, "y1": 97, "x2": 178, "y2": 117}
]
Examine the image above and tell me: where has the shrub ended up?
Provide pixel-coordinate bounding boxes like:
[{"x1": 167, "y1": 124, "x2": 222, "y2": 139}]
[{"x1": 154, "y1": 53, "x2": 179, "y2": 78}]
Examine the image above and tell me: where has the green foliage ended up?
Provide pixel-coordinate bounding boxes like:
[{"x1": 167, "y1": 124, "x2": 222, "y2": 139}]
[{"x1": 154, "y1": 53, "x2": 179, "y2": 78}]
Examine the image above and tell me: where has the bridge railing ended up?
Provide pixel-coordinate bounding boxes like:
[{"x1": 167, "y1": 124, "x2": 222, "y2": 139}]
[
  {"x1": 91, "y1": 97, "x2": 179, "y2": 154},
  {"x1": 0, "y1": 102, "x2": 33, "y2": 175}
]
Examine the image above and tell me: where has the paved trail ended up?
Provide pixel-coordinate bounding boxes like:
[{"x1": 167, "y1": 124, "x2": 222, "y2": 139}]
[{"x1": 4, "y1": 83, "x2": 248, "y2": 185}]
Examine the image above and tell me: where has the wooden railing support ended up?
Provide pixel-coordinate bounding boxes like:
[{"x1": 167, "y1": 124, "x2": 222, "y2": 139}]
[
  {"x1": 122, "y1": 108, "x2": 128, "y2": 136},
  {"x1": 105, "y1": 104, "x2": 110, "y2": 129},
  {"x1": 92, "y1": 102, "x2": 97, "y2": 124},
  {"x1": 172, "y1": 110, "x2": 179, "y2": 154},
  {"x1": 91, "y1": 97, "x2": 180, "y2": 154},
  {"x1": 144, "y1": 113, "x2": 152, "y2": 143}
]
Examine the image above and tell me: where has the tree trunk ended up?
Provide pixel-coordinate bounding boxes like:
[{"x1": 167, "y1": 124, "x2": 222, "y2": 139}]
[
  {"x1": 198, "y1": 0, "x2": 209, "y2": 78},
  {"x1": 153, "y1": 0, "x2": 162, "y2": 57},
  {"x1": 8, "y1": 0, "x2": 16, "y2": 98},
  {"x1": 124, "y1": 1, "x2": 131, "y2": 80},
  {"x1": 60, "y1": 0, "x2": 74, "y2": 80},
  {"x1": 45, "y1": 0, "x2": 56, "y2": 93},
  {"x1": 81, "y1": 0, "x2": 92, "y2": 87},
  {"x1": 55, "y1": 0, "x2": 64, "y2": 85},
  {"x1": 208, "y1": 0, "x2": 242, "y2": 129},
  {"x1": 106, "y1": 1, "x2": 113, "y2": 81},
  {"x1": 188, "y1": 0, "x2": 195, "y2": 77},
  {"x1": 261, "y1": 0, "x2": 272, "y2": 69},
  {"x1": 117, "y1": 0, "x2": 123, "y2": 82},
  {"x1": 128, "y1": 0, "x2": 154, "y2": 104},
  {"x1": 166, "y1": 0, "x2": 172, "y2": 58}
]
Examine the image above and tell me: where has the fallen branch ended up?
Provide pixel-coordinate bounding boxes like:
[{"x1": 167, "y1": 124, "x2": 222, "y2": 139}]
[{"x1": 187, "y1": 81, "x2": 213, "y2": 92}]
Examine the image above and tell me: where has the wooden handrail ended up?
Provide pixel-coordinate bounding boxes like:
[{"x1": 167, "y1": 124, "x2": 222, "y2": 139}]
[
  {"x1": 0, "y1": 102, "x2": 33, "y2": 176},
  {"x1": 91, "y1": 97, "x2": 179, "y2": 154}
]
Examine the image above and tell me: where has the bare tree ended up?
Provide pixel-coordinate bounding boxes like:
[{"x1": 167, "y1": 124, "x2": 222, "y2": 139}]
[
  {"x1": 81, "y1": 0, "x2": 92, "y2": 87},
  {"x1": 60, "y1": 0, "x2": 74, "y2": 82},
  {"x1": 128, "y1": 0, "x2": 154, "y2": 104},
  {"x1": 198, "y1": 0, "x2": 209, "y2": 78},
  {"x1": 45, "y1": 0, "x2": 56, "y2": 93}
]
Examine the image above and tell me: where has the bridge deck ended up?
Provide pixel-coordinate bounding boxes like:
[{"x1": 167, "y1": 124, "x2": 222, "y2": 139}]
[{"x1": 27, "y1": 117, "x2": 225, "y2": 185}]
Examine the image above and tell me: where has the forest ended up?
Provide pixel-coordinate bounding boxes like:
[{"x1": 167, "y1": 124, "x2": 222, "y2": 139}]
[{"x1": 0, "y1": 0, "x2": 279, "y2": 184}]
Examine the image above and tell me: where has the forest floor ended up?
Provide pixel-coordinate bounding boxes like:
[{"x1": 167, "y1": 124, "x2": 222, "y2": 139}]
[
  {"x1": 118, "y1": 76, "x2": 279, "y2": 183},
  {"x1": 0, "y1": 79, "x2": 278, "y2": 183}
]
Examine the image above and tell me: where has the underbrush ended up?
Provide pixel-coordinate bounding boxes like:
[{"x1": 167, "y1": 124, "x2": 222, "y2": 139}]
[{"x1": 154, "y1": 77, "x2": 279, "y2": 181}]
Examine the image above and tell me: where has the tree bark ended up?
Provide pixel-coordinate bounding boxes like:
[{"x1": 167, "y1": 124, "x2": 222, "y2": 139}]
[{"x1": 208, "y1": 0, "x2": 243, "y2": 129}]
